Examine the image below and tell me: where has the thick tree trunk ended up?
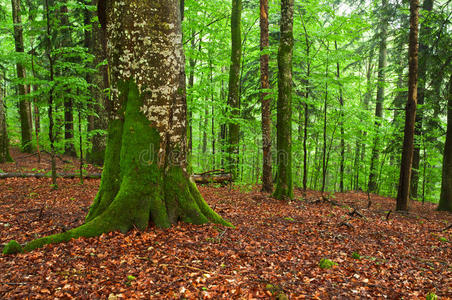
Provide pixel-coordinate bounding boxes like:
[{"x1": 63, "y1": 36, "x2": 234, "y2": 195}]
[
  {"x1": 396, "y1": 0, "x2": 419, "y2": 211},
  {"x1": 301, "y1": 16, "x2": 310, "y2": 191},
  {"x1": 438, "y1": 73, "x2": 452, "y2": 212},
  {"x1": 0, "y1": 75, "x2": 12, "y2": 163},
  {"x1": 410, "y1": 0, "x2": 434, "y2": 198},
  {"x1": 260, "y1": 0, "x2": 273, "y2": 193},
  {"x1": 227, "y1": 0, "x2": 242, "y2": 177},
  {"x1": 3, "y1": 0, "x2": 230, "y2": 255},
  {"x1": 274, "y1": 0, "x2": 294, "y2": 200},
  {"x1": 86, "y1": 0, "x2": 109, "y2": 165},
  {"x1": 368, "y1": 0, "x2": 388, "y2": 193},
  {"x1": 11, "y1": 0, "x2": 33, "y2": 153}
]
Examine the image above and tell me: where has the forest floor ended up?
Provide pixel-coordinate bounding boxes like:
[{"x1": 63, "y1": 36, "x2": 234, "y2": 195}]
[{"x1": 0, "y1": 149, "x2": 451, "y2": 299}]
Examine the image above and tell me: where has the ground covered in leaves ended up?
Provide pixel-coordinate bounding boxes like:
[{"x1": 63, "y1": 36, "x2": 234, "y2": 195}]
[{"x1": 1, "y1": 151, "x2": 451, "y2": 299}]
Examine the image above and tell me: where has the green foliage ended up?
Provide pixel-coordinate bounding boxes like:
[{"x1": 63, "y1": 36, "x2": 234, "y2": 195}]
[
  {"x1": 426, "y1": 292, "x2": 438, "y2": 300},
  {"x1": 319, "y1": 258, "x2": 336, "y2": 269},
  {"x1": 351, "y1": 252, "x2": 361, "y2": 259}
]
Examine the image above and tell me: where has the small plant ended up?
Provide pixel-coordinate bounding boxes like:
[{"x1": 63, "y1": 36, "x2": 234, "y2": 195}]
[
  {"x1": 125, "y1": 275, "x2": 136, "y2": 286},
  {"x1": 351, "y1": 252, "x2": 361, "y2": 259},
  {"x1": 284, "y1": 217, "x2": 294, "y2": 222},
  {"x1": 426, "y1": 292, "x2": 438, "y2": 300},
  {"x1": 319, "y1": 258, "x2": 336, "y2": 269},
  {"x1": 438, "y1": 236, "x2": 448, "y2": 243}
]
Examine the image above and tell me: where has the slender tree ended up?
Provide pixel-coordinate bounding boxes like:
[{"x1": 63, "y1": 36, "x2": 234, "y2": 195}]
[
  {"x1": 274, "y1": 0, "x2": 294, "y2": 200},
  {"x1": 227, "y1": 0, "x2": 242, "y2": 177},
  {"x1": 260, "y1": 0, "x2": 273, "y2": 192},
  {"x1": 396, "y1": 0, "x2": 420, "y2": 211},
  {"x1": 368, "y1": 0, "x2": 388, "y2": 193},
  {"x1": 0, "y1": 73, "x2": 12, "y2": 163},
  {"x1": 410, "y1": 0, "x2": 434, "y2": 198},
  {"x1": 438, "y1": 73, "x2": 452, "y2": 212},
  {"x1": 11, "y1": 0, "x2": 33, "y2": 153},
  {"x1": 3, "y1": 0, "x2": 231, "y2": 255}
]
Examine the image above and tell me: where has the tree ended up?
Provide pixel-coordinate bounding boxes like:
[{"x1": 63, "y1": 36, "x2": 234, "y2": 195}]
[
  {"x1": 438, "y1": 73, "x2": 452, "y2": 212},
  {"x1": 368, "y1": 0, "x2": 389, "y2": 193},
  {"x1": 274, "y1": 0, "x2": 294, "y2": 200},
  {"x1": 3, "y1": 0, "x2": 230, "y2": 255},
  {"x1": 260, "y1": 0, "x2": 272, "y2": 193},
  {"x1": 410, "y1": 0, "x2": 434, "y2": 198},
  {"x1": 396, "y1": 0, "x2": 420, "y2": 211},
  {"x1": 11, "y1": 0, "x2": 33, "y2": 153},
  {"x1": 227, "y1": 0, "x2": 242, "y2": 177},
  {"x1": 0, "y1": 73, "x2": 12, "y2": 163}
]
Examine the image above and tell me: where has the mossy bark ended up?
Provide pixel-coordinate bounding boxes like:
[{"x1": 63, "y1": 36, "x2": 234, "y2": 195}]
[
  {"x1": 11, "y1": 0, "x2": 33, "y2": 153},
  {"x1": 3, "y1": 0, "x2": 231, "y2": 255},
  {"x1": 274, "y1": 0, "x2": 294, "y2": 200},
  {"x1": 227, "y1": 0, "x2": 242, "y2": 178}
]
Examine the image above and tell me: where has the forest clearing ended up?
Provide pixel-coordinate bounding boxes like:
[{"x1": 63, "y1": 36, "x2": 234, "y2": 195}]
[{"x1": 1, "y1": 150, "x2": 451, "y2": 298}]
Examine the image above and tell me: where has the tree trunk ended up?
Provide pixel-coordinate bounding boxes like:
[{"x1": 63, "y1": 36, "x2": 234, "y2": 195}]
[
  {"x1": 3, "y1": 0, "x2": 231, "y2": 255},
  {"x1": 410, "y1": 0, "x2": 434, "y2": 199},
  {"x1": 321, "y1": 51, "x2": 329, "y2": 193},
  {"x1": 0, "y1": 75, "x2": 12, "y2": 163},
  {"x1": 11, "y1": 0, "x2": 33, "y2": 153},
  {"x1": 335, "y1": 41, "x2": 345, "y2": 193},
  {"x1": 368, "y1": 0, "x2": 388, "y2": 193},
  {"x1": 438, "y1": 73, "x2": 452, "y2": 212},
  {"x1": 260, "y1": 0, "x2": 273, "y2": 193},
  {"x1": 301, "y1": 14, "x2": 310, "y2": 191},
  {"x1": 396, "y1": 0, "x2": 419, "y2": 211},
  {"x1": 274, "y1": 0, "x2": 294, "y2": 200},
  {"x1": 227, "y1": 0, "x2": 242, "y2": 177}
]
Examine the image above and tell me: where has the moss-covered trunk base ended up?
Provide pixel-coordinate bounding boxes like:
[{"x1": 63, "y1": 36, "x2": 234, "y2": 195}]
[{"x1": 3, "y1": 80, "x2": 231, "y2": 255}]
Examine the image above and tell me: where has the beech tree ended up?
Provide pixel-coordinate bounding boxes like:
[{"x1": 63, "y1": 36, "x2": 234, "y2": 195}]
[
  {"x1": 260, "y1": 0, "x2": 272, "y2": 193},
  {"x1": 274, "y1": 0, "x2": 294, "y2": 200},
  {"x1": 0, "y1": 73, "x2": 12, "y2": 163},
  {"x1": 11, "y1": 0, "x2": 33, "y2": 153},
  {"x1": 3, "y1": 0, "x2": 230, "y2": 255},
  {"x1": 396, "y1": 0, "x2": 419, "y2": 211},
  {"x1": 438, "y1": 73, "x2": 452, "y2": 212}
]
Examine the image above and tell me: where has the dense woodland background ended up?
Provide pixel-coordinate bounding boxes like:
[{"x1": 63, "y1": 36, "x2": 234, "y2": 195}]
[{"x1": 0, "y1": 0, "x2": 451, "y2": 203}]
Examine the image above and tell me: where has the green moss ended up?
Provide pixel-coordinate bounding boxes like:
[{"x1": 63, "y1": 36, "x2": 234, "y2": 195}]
[
  {"x1": 2, "y1": 240, "x2": 23, "y2": 255},
  {"x1": 319, "y1": 258, "x2": 336, "y2": 269}
]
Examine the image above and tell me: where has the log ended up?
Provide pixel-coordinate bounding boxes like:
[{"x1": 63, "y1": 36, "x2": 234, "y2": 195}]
[
  {"x1": 191, "y1": 173, "x2": 232, "y2": 184},
  {"x1": 0, "y1": 172, "x2": 102, "y2": 179}
]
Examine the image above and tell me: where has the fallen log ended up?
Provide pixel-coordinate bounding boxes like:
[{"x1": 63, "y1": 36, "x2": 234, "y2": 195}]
[
  {"x1": 191, "y1": 173, "x2": 232, "y2": 184},
  {"x1": 0, "y1": 172, "x2": 102, "y2": 179}
]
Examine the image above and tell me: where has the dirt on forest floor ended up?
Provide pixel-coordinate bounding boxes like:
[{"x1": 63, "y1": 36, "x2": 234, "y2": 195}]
[{"x1": 0, "y1": 150, "x2": 451, "y2": 299}]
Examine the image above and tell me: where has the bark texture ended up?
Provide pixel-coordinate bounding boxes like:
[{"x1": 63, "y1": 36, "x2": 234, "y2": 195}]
[
  {"x1": 438, "y1": 73, "x2": 452, "y2": 212},
  {"x1": 396, "y1": 0, "x2": 419, "y2": 211},
  {"x1": 4, "y1": 0, "x2": 230, "y2": 255},
  {"x1": 0, "y1": 76, "x2": 12, "y2": 163},
  {"x1": 368, "y1": 0, "x2": 388, "y2": 193},
  {"x1": 11, "y1": 0, "x2": 33, "y2": 153},
  {"x1": 227, "y1": 0, "x2": 242, "y2": 177},
  {"x1": 274, "y1": 0, "x2": 294, "y2": 200},
  {"x1": 260, "y1": 0, "x2": 273, "y2": 193},
  {"x1": 410, "y1": 0, "x2": 434, "y2": 198}
]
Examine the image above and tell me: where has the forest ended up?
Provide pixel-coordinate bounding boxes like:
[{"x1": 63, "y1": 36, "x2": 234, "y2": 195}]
[{"x1": 0, "y1": 0, "x2": 451, "y2": 298}]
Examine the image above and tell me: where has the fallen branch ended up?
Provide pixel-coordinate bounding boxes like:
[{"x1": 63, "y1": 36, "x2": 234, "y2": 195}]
[
  {"x1": 0, "y1": 172, "x2": 101, "y2": 179},
  {"x1": 191, "y1": 173, "x2": 232, "y2": 184},
  {"x1": 348, "y1": 208, "x2": 364, "y2": 218}
]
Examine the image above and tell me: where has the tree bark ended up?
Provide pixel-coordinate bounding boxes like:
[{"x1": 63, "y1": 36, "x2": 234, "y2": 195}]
[
  {"x1": 227, "y1": 0, "x2": 242, "y2": 178},
  {"x1": 260, "y1": 0, "x2": 273, "y2": 193},
  {"x1": 0, "y1": 74, "x2": 12, "y2": 163},
  {"x1": 335, "y1": 41, "x2": 345, "y2": 193},
  {"x1": 3, "y1": 0, "x2": 231, "y2": 255},
  {"x1": 274, "y1": 0, "x2": 294, "y2": 200},
  {"x1": 368, "y1": 0, "x2": 388, "y2": 193},
  {"x1": 11, "y1": 0, "x2": 33, "y2": 153},
  {"x1": 410, "y1": 0, "x2": 434, "y2": 198},
  {"x1": 438, "y1": 73, "x2": 452, "y2": 212},
  {"x1": 396, "y1": 0, "x2": 419, "y2": 211}
]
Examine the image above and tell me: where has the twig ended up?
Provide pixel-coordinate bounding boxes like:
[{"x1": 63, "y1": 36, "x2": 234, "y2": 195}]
[
  {"x1": 0, "y1": 282, "x2": 29, "y2": 285},
  {"x1": 349, "y1": 208, "x2": 364, "y2": 218},
  {"x1": 386, "y1": 210, "x2": 392, "y2": 220},
  {"x1": 440, "y1": 224, "x2": 452, "y2": 232},
  {"x1": 338, "y1": 221, "x2": 354, "y2": 228}
]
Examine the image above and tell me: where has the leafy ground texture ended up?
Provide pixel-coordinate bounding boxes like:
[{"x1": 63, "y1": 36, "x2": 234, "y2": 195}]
[{"x1": 0, "y1": 150, "x2": 451, "y2": 299}]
